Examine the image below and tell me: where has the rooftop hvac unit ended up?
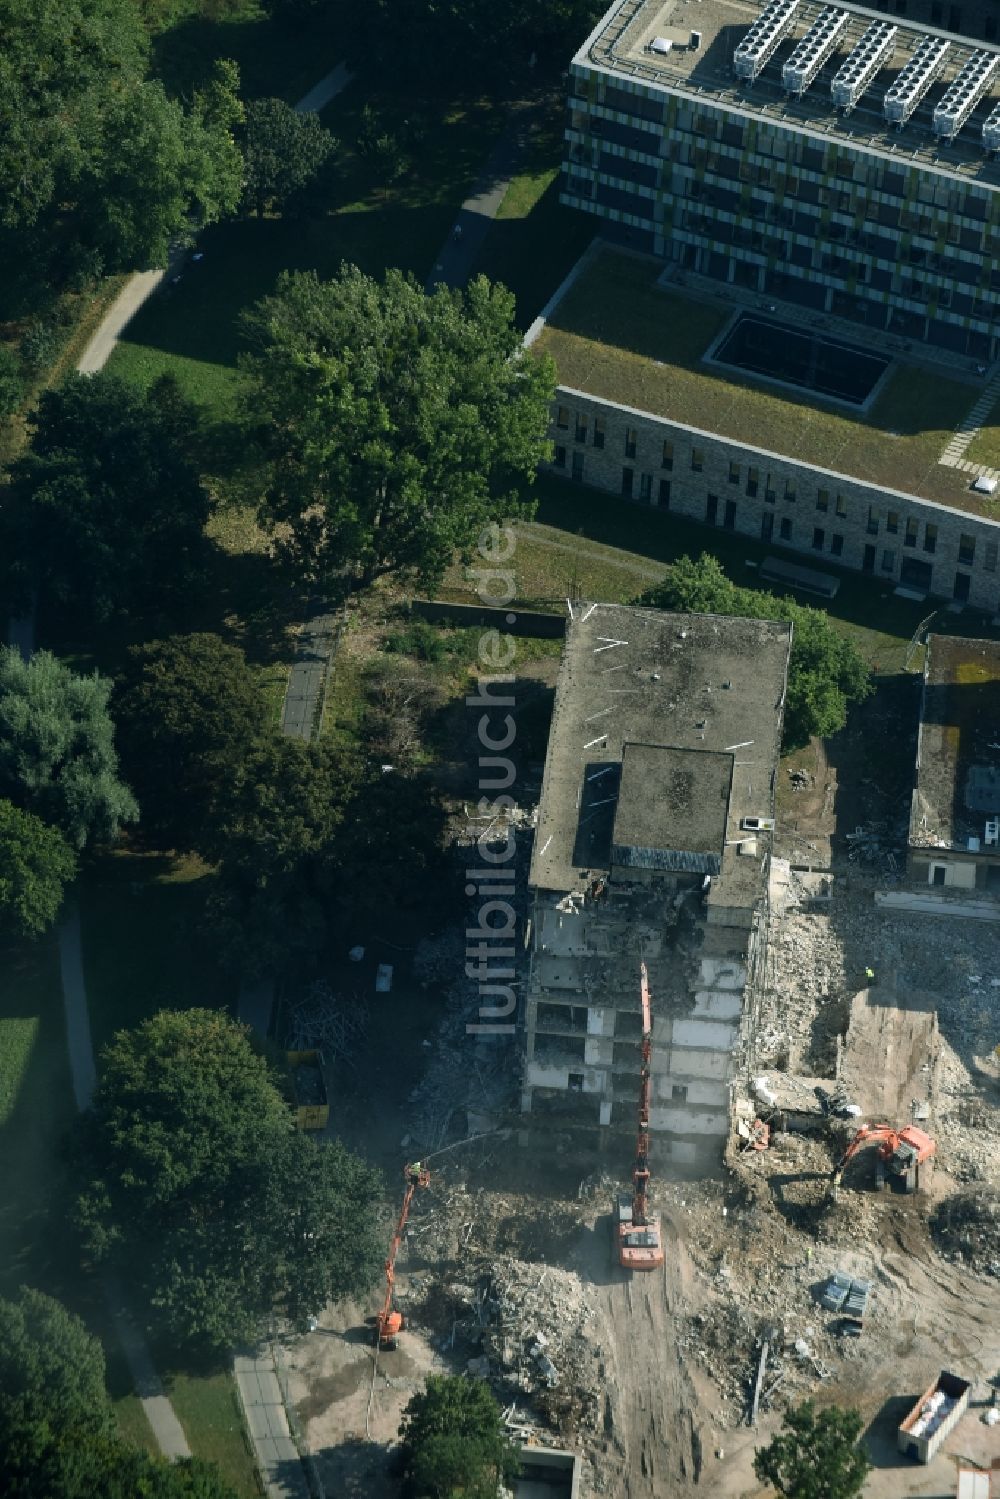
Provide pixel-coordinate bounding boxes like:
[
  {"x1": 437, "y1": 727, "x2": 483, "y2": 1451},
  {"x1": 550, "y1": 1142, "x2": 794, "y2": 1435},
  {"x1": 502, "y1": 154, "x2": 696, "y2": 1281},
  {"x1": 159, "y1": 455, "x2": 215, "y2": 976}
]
[
  {"x1": 781, "y1": 6, "x2": 850, "y2": 96},
  {"x1": 932, "y1": 50, "x2": 999, "y2": 141},
  {"x1": 690, "y1": 30, "x2": 702, "y2": 51},
  {"x1": 831, "y1": 20, "x2": 897, "y2": 112},
  {"x1": 741, "y1": 816, "x2": 776, "y2": 832},
  {"x1": 982, "y1": 97, "x2": 1000, "y2": 150},
  {"x1": 648, "y1": 35, "x2": 672, "y2": 55},
  {"x1": 733, "y1": 0, "x2": 800, "y2": 83},
  {"x1": 986, "y1": 818, "x2": 999, "y2": 846},
  {"x1": 883, "y1": 36, "x2": 951, "y2": 127}
]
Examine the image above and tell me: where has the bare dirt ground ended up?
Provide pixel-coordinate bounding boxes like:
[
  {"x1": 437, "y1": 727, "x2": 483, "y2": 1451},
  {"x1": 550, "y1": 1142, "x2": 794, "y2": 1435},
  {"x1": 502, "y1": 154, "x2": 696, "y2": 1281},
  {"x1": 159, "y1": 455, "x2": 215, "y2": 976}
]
[{"x1": 281, "y1": 676, "x2": 1000, "y2": 1497}]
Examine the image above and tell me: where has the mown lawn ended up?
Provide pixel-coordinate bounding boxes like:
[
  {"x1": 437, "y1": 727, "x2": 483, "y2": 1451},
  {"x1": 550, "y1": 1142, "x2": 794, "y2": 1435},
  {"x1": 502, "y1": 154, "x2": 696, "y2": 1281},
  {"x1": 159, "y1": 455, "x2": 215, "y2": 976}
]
[
  {"x1": 107, "y1": 82, "x2": 507, "y2": 413},
  {"x1": 78, "y1": 852, "x2": 239, "y2": 1060},
  {"x1": 167, "y1": 1371, "x2": 262, "y2": 1497},
  {"x1": 535, "y1": 249, "x2": 985, "y2": 515}
]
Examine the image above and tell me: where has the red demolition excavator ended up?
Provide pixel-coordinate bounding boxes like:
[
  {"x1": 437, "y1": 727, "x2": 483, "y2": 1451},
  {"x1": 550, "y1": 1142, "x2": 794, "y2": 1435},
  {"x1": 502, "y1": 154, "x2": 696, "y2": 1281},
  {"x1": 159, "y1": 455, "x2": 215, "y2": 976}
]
[
  {"x1": 828, "y1": 1122, "x2": 935, "y2": 1200},
  {"x1": 616, "y1": 962, "x2": 665, "y2": 1271},
  {"x1": 376, "y1": 1163, "x2": 429, "y2": 1350}
]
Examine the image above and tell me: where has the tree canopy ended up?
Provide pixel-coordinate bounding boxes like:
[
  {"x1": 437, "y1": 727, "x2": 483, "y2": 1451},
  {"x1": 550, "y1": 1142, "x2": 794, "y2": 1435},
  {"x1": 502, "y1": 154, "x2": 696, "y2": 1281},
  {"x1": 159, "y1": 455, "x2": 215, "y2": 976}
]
[
  {"x1": 75, "y1": 1009, "x2": 383, "y2": 1350},
  {"x1": 399, "y1": 1375, "x2": 521, "y2": 1499},
  {"x1": 5, "y1": 374, "x2": 211, "y2": 625},
  {"x1": 114, "y1": 634, "x2": 270, "y2": 852},
  {"x1": 0, "y1": 0, "x2": 242, "y2": 313},
  {"x1": 754, "y1": 1400, "x2": 872, "y2": 1499},
  {"x1": 0, "y1": 648, "x2": 137, "y2": 850},
  {"x1": 241, "y1": 265, "x2": 554, "y2": 594},
  {"x1": 240, "y1": 98, "x2": 337, "y2": 217},
  {"x1": 0, "y1": 801, "x2": 76, "y2": 939},
  {"x1": 0, "y1": 1286, "x2": 238, "y2": 1498},
  {"x1": 641, "y1": 554, "x2": 871, "y2": 747}
]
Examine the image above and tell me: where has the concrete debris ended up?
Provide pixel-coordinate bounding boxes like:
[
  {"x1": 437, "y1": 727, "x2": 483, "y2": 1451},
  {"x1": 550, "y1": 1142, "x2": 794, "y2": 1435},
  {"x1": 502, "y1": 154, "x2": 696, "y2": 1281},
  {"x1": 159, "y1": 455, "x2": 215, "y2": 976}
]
[{"x1": 931, "y1": 1189, "x2": 1000, "y2": 1276}]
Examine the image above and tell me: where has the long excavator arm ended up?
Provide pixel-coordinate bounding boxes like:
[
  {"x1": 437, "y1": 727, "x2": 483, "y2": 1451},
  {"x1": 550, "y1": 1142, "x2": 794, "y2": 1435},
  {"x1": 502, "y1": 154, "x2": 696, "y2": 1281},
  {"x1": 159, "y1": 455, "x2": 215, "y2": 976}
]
[{"x1": 376, "y1": 1164, "x2": 429, "y2": 1349}]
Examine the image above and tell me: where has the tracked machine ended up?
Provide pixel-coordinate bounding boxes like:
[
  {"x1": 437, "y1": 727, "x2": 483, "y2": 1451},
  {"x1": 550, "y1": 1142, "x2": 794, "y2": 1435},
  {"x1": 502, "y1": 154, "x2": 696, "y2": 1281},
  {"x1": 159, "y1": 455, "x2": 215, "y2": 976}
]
[
  {"x1": 616, "y1": 962, "x2": 665, "y2": 1271},
  {"x1": 828, "y1": 1122, "x2": 935, "y2": 1200},
  {"x1": 376, "y1": 1163, "x2": 429, "y2": 1349}
]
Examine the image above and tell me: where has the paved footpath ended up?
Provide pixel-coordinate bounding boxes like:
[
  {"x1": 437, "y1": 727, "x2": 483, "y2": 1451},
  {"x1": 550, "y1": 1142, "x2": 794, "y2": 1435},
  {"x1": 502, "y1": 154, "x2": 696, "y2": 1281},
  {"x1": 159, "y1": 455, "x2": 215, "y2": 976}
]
[
  {"x1": 75, "y1": 63, "x2": 354, "y2": 377},
  {"x1": 57, "y1": 904, "x2": 192, "y2": 1460}
]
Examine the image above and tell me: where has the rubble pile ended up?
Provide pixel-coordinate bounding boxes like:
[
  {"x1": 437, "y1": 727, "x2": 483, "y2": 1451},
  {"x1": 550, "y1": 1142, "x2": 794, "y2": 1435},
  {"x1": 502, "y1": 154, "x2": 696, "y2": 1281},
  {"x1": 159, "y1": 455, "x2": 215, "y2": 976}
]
[
  {"x1": 480, "y1": 1257, "x2": 601, "y2": 1414},
  {"x1": 931, "y1": 1189, "x2": 1000, "y2": 1277}
]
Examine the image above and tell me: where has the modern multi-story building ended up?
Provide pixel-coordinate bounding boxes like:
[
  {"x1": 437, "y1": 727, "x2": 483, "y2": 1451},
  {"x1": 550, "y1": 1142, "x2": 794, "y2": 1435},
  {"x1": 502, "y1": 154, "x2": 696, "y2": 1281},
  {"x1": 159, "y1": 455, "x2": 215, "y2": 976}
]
[
  {"x1": 563, "y1": 0, "x2": 1000, "y2": 358},
  {"x1": 520, "y1": 602, "x2": 791, "y2": 1163}
]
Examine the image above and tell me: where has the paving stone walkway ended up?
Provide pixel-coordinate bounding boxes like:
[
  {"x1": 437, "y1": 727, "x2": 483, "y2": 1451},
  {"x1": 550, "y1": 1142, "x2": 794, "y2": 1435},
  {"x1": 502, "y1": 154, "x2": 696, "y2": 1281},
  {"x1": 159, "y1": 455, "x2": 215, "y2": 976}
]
[
  {"x1": 233, "y1": 1353, "x2": 310, "y2": 1499},
  {"x1": 938, "y1": 371, "x2": 1000, "y2": 482}
]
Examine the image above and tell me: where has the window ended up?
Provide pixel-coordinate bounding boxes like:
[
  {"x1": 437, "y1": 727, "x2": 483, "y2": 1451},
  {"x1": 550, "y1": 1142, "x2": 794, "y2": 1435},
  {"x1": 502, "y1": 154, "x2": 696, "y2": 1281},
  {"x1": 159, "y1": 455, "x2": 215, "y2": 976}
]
[
  {"x1": 761, "y1": 513, "x2": 774, "y2": 541},
  {"x1": 554, "y1": 445, "x2": 567, "y2": 468},
  {"x1": 625, "y1": 427, "x2": 637, "y2": 460},
  {"x1": 724, "y1": 498, "x2": 737, "y2": 530},
  {"x1": 691, "y1": 447, "x2": 704, "y2": 472},
  {"x1": 671, "y1": 1083, "x2": 689, "y2": 1102},
  {"x1": 986, "y1": 541, "x2": 998, "y2": 573},
  {"x1": 835, "y1": 494, "x2": 847, "y2": 519},
  {"x1": 867, "y1": 506, "x2": 879, "y2": 536},
  {"x1": 662, "y1": 440, "x2": 674, "y2": 470},
  {"x1": 813, "y1": 526, "x2": 825, "y2": 550},
  {"x1": 765, "y1": 474, "x2": 777, "y2": 503},
  {"x1": 571, "y1": 450, "x2": 585, "y2": 482},
  {"x1": 816, "y1": 489, "x2": 829, "y2": 512},
  {"x1": 568, "y1": 1072, "x2": 584, "y2": 1093},
  {"x1": 747, "y1": 466, "x2": 760, "y2": 498},
  {"x1": 658, "y1": 478, "x2": 671, "y2": 508},
  {"x1": 593, "y1": 416, "x2": 606, "y2": 450},
  {"x1": 729, "y1": 460, "x2": 740, "y2": 485},
  {"x1": 905, "y1": 518, "x2": 918, "y2": 548},
  {"x1": 621, "y1": 466, "x2": 633, "y2": 498},
  {"x1": 959, "y1": 533, "x2": 975, "y2": 565},
  {"x1": 575, "y1": 413, "x2": 588, "y2": 444},
  {"x1": 924, "y1": 523, "x2": 937, "y2": 554},
  {"x1": 779, "y1": 517, "x2": 793, "y2": 541},
  {"x1": 639, "y1": 472, "x2": 653, "y2": 503},
  {"x1": 556, "y1": 405, "x2": 569, "y2": 430},
  {"x1": 887, "y1": 510, "x2": 899, "y2": 534},
  {"x1": 882, "y1": 548, "x2": 895, "y2": 572},
  {"x1": 831, "y1": 533, "x2": 844, "y2": 556},
  {"x1": 706, "y1": 493, "x2": 719, "y2": 525},
  {"x1": 784, "y1": 479, "x2": 797, "y2": 503}
]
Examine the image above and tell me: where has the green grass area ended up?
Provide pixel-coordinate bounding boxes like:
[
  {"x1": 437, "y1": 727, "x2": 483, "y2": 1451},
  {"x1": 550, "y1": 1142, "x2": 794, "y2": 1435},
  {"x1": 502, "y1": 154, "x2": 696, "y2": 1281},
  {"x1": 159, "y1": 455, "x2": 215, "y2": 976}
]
[
  {"x1": 475, "y1": 100, "x2": 594, "y2": 329},
  {"x1": 0, "y1": 936, "x2": 74, "y2": 1300},
  {"x1": 535, "y1": 249, "x2": 987, "y2": 514},
  {"x1": 151, "y1": 0, "x2": 337, "y2": 105},
  {"x1": 106, "y1": 82, "x2": 506, "y2": 412},
  {"x1": 442, "y1": 473, "x2": 1000, "y2": 673},
  {"x1": 167, "y1": 1370, "x2": 262, "y2": 1497},
  {"x1": 79, "y1": 852, "x2": 238, "y2": 1060}
]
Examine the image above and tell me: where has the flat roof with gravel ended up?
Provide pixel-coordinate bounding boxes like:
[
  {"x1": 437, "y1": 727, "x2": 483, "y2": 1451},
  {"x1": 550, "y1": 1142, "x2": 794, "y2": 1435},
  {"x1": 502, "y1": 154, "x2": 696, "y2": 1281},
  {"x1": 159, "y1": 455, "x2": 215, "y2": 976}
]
[{"x1": 534, "y1": 249, "x2": 993, "y2": 516}]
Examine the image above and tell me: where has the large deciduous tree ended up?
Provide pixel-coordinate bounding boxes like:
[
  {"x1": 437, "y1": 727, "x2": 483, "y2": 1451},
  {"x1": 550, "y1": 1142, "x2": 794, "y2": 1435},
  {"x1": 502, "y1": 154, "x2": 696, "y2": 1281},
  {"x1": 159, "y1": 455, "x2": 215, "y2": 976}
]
[
  {"x1": 0, "y1": 801, "x2": 76, "y2": 939},
  {"x1": 0, "y1": 1286, "x2": 240, "y2": 1497},
  {"x1": 754, "y1": 1400, "x2": 872, "y2": 1499},
  {"x1": 641, "y1": 554, "x2": 871, "y2": 747},
  {"x1": 240, "y1": 98, "x2": 337, "y2": 217},
  {"x1": 399, "y1": 1375, "x2": 521, "y2": 1499},
  {"x1": 0, "y1": 0, "x2": 243, "y2": 311},
  {"x1": 114, "y1": 634, "x2": 270, "y2": 852},
  {"x1": 0, "y1": 648, "x2": 137, "y2": 850},
  {"x1": 241, "y1": 266, "x2": 554, "y2": 594},
  {"x1": 75, "y1": 1009, "x2": 383, "y2": 1351},
  {"x1": 6, "y1": 373, "x2": 211, "y2": 624}
]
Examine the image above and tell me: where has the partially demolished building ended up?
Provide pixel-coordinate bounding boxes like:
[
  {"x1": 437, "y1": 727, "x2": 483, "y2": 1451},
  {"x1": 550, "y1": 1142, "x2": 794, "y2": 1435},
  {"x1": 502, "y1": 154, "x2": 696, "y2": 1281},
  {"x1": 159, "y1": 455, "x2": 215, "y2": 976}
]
[{"x1": 521, "y1": 603, "x2": 792, "y2": 1164}]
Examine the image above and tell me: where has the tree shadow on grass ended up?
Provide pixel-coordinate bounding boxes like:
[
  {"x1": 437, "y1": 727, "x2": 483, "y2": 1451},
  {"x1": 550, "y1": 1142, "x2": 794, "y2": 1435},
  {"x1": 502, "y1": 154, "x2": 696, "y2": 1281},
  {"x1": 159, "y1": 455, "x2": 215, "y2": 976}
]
[{"x1": 473, "y1": 176, "x2": 594, "y2": 330}]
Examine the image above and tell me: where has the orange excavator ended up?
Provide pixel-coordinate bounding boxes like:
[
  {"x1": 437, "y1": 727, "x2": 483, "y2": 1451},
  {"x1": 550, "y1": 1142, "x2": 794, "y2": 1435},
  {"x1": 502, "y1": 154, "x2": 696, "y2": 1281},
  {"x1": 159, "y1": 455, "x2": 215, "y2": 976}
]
[
  {"x1": 828, "y1": 1122, "x2": 935, "y2": 1200},
  {"x1": 376, "y1": 1162, "x2": 429, "y2": 1350},
  {"x1": 616, "y1": 962, "x2": 665, "y2": 1271}
]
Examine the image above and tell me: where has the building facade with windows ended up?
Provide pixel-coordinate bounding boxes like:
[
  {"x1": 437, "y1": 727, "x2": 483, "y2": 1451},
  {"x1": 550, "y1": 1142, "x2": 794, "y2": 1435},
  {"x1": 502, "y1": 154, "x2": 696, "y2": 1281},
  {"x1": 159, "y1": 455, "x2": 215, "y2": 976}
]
[
  {"x1": 563, "y1": 0, "x2": 1000, "y2": 358},
  {"x1": 546, "y1": 384, "x2": 1000, "y2": 608}
]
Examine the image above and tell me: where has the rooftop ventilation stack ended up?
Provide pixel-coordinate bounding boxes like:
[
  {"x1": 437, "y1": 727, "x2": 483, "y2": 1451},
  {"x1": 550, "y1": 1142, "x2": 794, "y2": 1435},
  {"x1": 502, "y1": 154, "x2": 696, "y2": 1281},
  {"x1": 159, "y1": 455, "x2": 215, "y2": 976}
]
[
  {"x1": 932, "y1": 50, "x2": 999, "y2": 141},
  {"x1": 830, "y1": 19, "x2": 897, "y2": 112},
  {"x1": 983, "y1": 97, "x2": 1000, "y2": 149},
  {"x1": 733, "y1": 0, "x2": 800, "y2": 83},
  {"x1": 883, "y1": 35, "x2": 951, "y2": 127},
  {"x1": 782, "y1": 6, "x2": 850, "y2": 96}
]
